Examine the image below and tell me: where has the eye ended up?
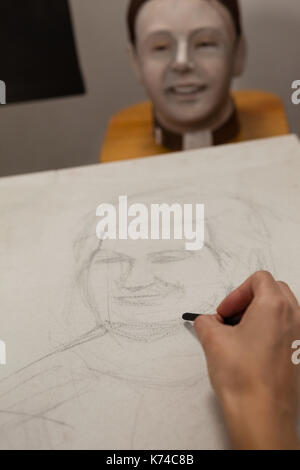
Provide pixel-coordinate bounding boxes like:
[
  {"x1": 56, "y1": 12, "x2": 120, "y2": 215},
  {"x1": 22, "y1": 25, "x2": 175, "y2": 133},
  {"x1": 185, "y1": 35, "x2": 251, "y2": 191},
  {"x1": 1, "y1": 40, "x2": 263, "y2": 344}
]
[
  {"x1": 148, "y1": 250, "x2": 192, "y2": 264},
  {"x1": 195, "y1": 41, "x2": 217, "y2": 49},
  {"x1": 93, "y1": 250, "x2": 131, "y2": 265},
  {"x1": 152, "y1": 43, "x2": 170, "y2": 52}
]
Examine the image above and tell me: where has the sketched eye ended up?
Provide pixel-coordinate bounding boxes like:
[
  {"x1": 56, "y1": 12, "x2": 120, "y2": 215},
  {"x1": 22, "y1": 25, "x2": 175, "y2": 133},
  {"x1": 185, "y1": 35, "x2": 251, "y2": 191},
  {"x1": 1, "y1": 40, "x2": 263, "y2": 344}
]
[
  {"x1": 93, "y1": 250, "x2": 131, "y2": 265},
  {"x1": 149, "y1": 250, "x2": 192, "y2": 264}
]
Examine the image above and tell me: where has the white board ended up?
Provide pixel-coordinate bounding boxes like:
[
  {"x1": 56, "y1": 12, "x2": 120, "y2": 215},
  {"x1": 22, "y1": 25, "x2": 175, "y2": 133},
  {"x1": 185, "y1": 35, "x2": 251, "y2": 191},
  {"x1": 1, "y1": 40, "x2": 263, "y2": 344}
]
[{"x1": 0, "y1": 135, "x2": 300, "y2": 450}]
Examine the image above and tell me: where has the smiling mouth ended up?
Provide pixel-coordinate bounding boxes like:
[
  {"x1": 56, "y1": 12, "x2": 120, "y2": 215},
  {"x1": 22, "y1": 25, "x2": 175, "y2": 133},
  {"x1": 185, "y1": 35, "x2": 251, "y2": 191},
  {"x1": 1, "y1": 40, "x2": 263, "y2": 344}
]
[
  {"x1": 112, "y1": 294, "x2": 167, "y2": 307},
  {"x1": 113, "y1": 287, "x2": 182, "y2": 306},
  {"x1": 167, "y1": 84, "x2": 207, "y2": 98}
]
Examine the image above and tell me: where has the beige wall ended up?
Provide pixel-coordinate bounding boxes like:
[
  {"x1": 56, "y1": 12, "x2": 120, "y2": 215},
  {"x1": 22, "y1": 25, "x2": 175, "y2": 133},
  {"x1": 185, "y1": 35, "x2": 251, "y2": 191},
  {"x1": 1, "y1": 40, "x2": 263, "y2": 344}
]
[{"x1": 0, "y1": 0, "x2": 299, "y2": 176}]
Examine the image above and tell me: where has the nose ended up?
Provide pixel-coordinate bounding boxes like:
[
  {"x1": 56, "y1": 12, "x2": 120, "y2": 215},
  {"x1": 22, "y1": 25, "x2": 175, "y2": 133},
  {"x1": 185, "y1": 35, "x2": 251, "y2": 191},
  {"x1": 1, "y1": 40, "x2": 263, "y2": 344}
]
[
  {"x1": 172, "y1": 40, "x2": 194, "y2": 73},
  {"x1": 119, "y1": 260, "x2": 157, "y2": 292}
]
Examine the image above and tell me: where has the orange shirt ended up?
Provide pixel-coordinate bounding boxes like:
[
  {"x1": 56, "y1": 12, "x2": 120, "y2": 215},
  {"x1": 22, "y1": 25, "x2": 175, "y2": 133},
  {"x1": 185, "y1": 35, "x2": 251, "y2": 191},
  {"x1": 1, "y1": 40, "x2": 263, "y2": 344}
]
[{"x1": 100, "y1": 90, "x2": 290, "y2": 164}]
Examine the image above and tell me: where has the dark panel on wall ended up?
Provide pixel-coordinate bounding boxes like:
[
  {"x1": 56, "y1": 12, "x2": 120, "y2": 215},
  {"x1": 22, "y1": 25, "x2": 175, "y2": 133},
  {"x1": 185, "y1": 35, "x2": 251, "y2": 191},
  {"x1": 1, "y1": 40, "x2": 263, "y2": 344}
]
[{"x1": 0, "y1": 0, "x2": 85, "y2": 103}]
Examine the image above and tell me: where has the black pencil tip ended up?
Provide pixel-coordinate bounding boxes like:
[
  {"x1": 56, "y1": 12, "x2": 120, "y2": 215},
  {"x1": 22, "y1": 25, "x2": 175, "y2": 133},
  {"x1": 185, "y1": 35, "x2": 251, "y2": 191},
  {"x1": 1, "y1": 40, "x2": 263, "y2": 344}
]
[{"x1": 182, "y1": 313, "x2": 199, "y2": 322}]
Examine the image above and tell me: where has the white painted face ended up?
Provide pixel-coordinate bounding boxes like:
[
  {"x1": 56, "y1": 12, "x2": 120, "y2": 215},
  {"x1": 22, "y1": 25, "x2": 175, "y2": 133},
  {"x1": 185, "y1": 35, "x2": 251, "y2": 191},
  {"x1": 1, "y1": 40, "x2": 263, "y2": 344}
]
[{"x1": 131, "y1": 0, "x2": 245, "y2": 133}]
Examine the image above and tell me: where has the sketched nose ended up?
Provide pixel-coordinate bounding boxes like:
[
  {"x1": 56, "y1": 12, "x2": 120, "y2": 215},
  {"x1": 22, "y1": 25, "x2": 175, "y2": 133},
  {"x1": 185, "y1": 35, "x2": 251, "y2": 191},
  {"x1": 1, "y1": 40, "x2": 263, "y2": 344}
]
[{"x1": 120, "y1": 261, "x2": 156, "y2": 291}]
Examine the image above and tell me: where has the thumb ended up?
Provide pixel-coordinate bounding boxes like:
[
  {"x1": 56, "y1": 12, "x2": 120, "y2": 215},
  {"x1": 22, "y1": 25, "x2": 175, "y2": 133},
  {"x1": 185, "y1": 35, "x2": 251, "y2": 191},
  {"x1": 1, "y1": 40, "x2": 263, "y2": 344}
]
[{"x1": 194, "y1": 314, "x2": 225, "y2": 354}]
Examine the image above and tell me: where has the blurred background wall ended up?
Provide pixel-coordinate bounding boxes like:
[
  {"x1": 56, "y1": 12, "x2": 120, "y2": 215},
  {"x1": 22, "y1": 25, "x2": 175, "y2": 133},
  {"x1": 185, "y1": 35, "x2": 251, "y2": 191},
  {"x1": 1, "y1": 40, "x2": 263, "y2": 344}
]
[{"x1": 0, "y1": 0, "x2": 299, "y2": 176}]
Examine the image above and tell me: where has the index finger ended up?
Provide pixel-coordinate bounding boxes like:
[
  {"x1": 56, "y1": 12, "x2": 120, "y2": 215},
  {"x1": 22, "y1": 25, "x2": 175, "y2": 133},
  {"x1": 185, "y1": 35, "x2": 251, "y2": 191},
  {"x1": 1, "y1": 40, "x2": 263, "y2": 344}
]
[{"x1": 217, "y1": 271, "x2": 280, "y2": 319}]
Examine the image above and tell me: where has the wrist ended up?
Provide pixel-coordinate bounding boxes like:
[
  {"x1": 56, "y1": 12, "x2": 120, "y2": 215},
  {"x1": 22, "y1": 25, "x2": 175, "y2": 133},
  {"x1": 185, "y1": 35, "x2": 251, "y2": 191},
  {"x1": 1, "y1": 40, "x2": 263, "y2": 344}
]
[{"x1": 220, "y1": 389, "x2": 300, "y2": 450}]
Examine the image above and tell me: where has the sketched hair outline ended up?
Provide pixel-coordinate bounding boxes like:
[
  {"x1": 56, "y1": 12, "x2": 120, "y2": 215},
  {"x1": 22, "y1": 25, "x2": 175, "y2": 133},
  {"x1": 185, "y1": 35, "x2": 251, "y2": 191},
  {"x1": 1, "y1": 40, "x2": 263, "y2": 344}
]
[{"x1": 72, "y1": 187, "x2": 275, "y2": 342}]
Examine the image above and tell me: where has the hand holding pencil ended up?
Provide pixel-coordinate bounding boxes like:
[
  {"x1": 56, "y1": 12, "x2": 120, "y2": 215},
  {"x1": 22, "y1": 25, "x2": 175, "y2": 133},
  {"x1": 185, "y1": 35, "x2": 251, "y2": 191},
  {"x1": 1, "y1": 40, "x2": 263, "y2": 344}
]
[{"x1": 193, "y1": 271, "x2": 300, "y2": 450}]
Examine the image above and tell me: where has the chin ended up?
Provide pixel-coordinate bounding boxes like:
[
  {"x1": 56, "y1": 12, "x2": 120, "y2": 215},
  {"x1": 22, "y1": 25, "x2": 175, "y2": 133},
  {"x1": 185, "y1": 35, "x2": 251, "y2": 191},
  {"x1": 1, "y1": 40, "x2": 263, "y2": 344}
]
[{"x1": 166, "y1": 102, "x2": 217, "y2": 126}]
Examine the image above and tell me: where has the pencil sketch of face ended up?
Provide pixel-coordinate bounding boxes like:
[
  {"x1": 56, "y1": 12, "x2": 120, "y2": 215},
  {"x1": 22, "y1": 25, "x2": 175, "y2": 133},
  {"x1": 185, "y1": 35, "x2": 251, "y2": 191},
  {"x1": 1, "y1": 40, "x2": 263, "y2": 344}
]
[
  {"x1": 88, "y1": 236, "x2": 223, "y2": 324},
  {"x1": 76, "y1": 194, "x2": 273, "y2": 328}
]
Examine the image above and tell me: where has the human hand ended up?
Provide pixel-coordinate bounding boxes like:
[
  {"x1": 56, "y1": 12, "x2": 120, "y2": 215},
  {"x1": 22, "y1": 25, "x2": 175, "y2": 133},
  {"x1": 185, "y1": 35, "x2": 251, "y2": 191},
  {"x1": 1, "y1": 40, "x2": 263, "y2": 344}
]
[{"x1": 194, "y1": 271, "x2": 300, "y2": 449}]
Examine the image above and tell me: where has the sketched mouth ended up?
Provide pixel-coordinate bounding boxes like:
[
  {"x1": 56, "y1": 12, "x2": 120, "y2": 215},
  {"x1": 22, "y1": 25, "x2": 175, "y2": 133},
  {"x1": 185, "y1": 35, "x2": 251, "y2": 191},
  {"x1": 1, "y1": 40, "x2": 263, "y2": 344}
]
[
  {"x1": 113, "y1": 294, "x2": 167, "y2": 306},
  {"x1": 113, "y1": 288, "x2": 181, "y2": 306}
]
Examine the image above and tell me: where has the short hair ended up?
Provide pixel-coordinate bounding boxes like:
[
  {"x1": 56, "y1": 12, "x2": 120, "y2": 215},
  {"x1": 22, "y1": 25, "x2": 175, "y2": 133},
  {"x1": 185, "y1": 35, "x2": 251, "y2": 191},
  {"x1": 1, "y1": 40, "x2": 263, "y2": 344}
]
[{"x1": 127, "y1": 0, "x2": 242, "y2": 46}]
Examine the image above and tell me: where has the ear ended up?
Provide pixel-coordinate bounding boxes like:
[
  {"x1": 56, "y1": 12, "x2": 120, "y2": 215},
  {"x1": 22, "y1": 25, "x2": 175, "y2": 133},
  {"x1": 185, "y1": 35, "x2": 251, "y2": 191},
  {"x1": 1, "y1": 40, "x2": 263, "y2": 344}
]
[
  {"x1": 232, "y1": 35, "x2": 247, "y2": 77},
  {"x1": 127, "y1": 43, "x2": 143, "y2": 83}
]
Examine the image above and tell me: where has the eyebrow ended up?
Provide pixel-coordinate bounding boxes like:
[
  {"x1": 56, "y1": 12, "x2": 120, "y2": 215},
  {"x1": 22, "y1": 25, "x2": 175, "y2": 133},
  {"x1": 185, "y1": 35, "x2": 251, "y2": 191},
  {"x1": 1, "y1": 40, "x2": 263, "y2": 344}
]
[
  {"x1": 147, "y1": 249, "x2": 194, "y2": 260},
  {"x1": 144, "y1": 27, "x2": 223, "y2": 41},
  {"x1": 93, "y1": 249, "x2": 133, "y2": 263}
]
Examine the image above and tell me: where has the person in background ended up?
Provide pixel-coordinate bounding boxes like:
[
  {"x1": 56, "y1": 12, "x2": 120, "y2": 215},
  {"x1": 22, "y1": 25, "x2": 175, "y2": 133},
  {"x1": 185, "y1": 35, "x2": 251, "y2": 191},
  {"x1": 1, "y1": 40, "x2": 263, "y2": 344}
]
[{"x1": 127, "y1": 0, "x2": 246, "y2": 151}]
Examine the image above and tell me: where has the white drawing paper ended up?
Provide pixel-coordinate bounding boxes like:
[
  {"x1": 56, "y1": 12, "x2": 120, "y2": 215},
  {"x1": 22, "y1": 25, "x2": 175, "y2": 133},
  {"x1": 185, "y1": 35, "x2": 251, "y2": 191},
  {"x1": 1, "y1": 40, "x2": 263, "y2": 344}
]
[{"x1": 0, "y1": 135, "x2": 300, "y2": 450}]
